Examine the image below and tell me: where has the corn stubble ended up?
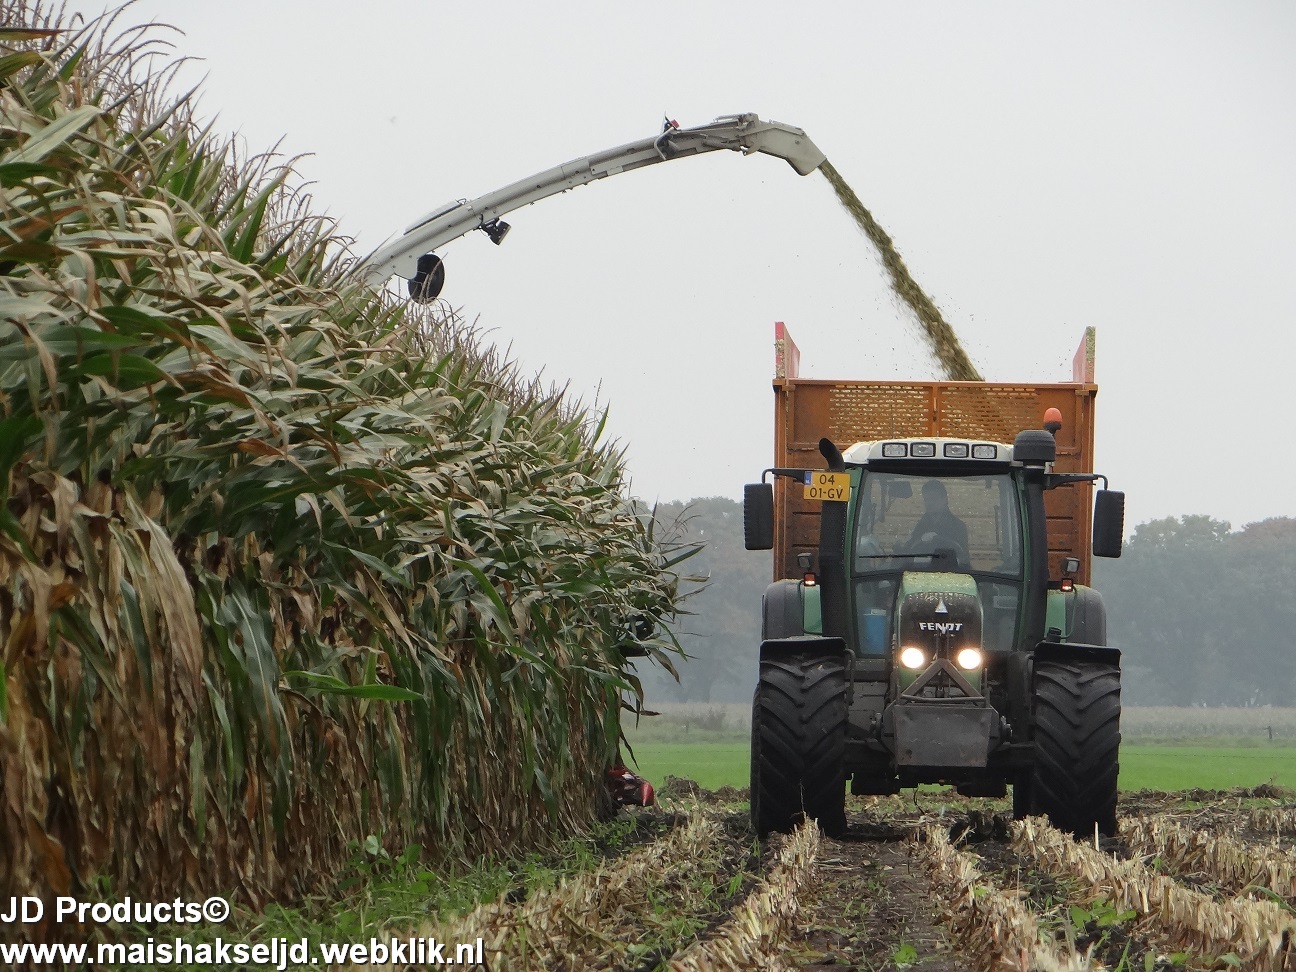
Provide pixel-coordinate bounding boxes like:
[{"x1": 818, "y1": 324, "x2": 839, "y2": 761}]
[
  {"x1": 1015, "y1": 816, "x2": 1296, "y2": 969},
  {"x1": 820, "y1": 160, "x2": 983, "y2": 382},
  {"x1": 920, "y1": 825, "x2": 1098, "y2": 972},
  {"x1": 355, "y1": 809, "x2": 815, "y2": 972},
  {"x1": 666, "y1": 818, "x2": 819, "y2": 972},
  {"x1": 1123, "y1": 812, "x2": 1296, "y2": 903},
  {"x1": 407, "y1": 812, "x2": 726, "y2": 971},
  {"x1": 1251, "y1": 806, "x2": 1296, "y2": 840},
  {"x1": 0, "y1": 5, "x2": 687, "y2": 911}
]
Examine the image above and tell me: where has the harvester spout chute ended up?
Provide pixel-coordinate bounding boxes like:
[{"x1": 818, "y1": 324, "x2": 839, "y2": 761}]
[
  {"x1": 360, "y1": 113, "x2": 826, "y2": 294},
  {"x1": 657, "y1": 113, "x2": 827, "y2": 176}
]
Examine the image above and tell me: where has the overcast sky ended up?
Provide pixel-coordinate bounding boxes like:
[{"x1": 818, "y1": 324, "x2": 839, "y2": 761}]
[{"x1": 68, "y1": 1, "x2": 1296, "y2": 530}]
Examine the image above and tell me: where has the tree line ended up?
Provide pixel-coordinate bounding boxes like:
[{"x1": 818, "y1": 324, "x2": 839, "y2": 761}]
[{"x1": 637, "y1": 499, "x2": 1296, "y2": 707}]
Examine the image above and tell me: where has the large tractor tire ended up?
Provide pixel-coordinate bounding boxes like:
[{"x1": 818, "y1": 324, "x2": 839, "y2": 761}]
[
  {"x1": 1020, "y1": 658, "x2": 1121, "y2": 837},
  {"x1": 750, "y1": 648, "x2": 848, "y2": 838}
]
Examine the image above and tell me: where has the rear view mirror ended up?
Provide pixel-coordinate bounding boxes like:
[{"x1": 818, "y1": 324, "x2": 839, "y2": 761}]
[
  {"x1": 1092, "y1": 489, "x2": 1125, "y2": 558},
  {"x1": 887, "y1": 480, "x2": 912, "y2": 500},
  {"x1": 744, "y1": 483, "x2": 774, "y2": 550}
]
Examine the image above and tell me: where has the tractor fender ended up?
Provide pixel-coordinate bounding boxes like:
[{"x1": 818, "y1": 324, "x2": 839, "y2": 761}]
[
  {"x1": 763, "y1": 579, "x2": 815, "y2": 640},
  {"x1": 759, "y1": 635, "x2": 848, "y2": 663},
  {"x1": 1006, "y1": 651, "x2": 1034, "y2": 739},
  {"x1": 1045, "y1": 585, "x2": 1108, "y2": 645},
  {"x1": 1033, "y1": 641, "x2": 1121, "y2": 666},
  {"x1": 1067, "y1": 585, "x2": 1108, "y2": 645}
]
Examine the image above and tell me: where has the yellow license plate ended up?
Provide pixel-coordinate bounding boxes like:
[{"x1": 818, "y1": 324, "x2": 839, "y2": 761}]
[{"x1": 803, "y1": 471, "x2": 851, "y2": 502}]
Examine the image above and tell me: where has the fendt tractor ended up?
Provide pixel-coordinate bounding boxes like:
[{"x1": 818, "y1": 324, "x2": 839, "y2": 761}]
[{"x1": 744, "y1": 325, "x2": 1125, "y2": 838}]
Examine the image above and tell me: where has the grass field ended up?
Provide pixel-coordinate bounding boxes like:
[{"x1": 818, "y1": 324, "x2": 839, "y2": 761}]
[
  {"x1": 624, "y1": 704, "x2": 1296, "y2": 792},
  {"x1": 1119, "y1": 746, "x2": 1296, "y2": 791},
  {"x1": 624, "y1": 742, "x2": 1296, "y2": 793}
]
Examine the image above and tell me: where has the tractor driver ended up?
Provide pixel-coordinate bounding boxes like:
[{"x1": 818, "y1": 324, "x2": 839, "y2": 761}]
[{"x1": 905, "y1": 480, "x2": 969, "y2": 564}]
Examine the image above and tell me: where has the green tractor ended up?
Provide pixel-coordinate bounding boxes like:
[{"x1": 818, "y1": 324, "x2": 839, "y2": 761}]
[{"x1": 744, "y1": 419, "x2": 1125, "y2": 838}]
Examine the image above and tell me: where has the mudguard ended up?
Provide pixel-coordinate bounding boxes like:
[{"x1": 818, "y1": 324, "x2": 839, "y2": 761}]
[
  {"x1": 1067, "y1": 586, "x2": 1108, "y2": 645},
  {"x1": 1045, "y1": 585, "x2": 1108, "y2": 645},
  {"x1": 1033, "y1": 641, "x2": 1121, "y2": 666},
  {"x1": 762, "y1": 579, "x2": 805, "y2": 640},
  {"x1": 759, "y1": 635, "x2": 848, "y2": 663}
]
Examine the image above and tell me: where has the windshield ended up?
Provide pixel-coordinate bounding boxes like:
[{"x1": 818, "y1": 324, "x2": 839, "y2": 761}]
[{"x1": 853, "y1": 471, "x2": 1022, "y2": 577}]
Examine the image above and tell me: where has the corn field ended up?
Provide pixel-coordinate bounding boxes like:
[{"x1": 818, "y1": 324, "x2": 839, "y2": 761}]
[{"x1": 0, "y1": 4, "x2": 689, "y2": 912}]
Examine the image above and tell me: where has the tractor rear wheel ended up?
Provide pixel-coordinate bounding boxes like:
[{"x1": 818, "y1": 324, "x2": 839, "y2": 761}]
[
  {"x1": 751, "y1": 648, "x2": 848, "y2": 838},
  {"x1": 1023, "y1": 658, "x2": 1121, "y2": 837}
]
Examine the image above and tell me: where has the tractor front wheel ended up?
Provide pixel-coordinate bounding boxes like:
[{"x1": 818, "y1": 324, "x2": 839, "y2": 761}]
[
  {"x1": 1021, "y1": 658, "x2": 1121, "y2": 837},
  {"x1": 750, "y1": 648, "x2": 848, "y2": 838}
]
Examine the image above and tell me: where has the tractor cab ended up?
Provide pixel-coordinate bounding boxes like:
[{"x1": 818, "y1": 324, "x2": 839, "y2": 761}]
[{"x1": 841, "y1": 437, "x2": 1024, "y2": 661}]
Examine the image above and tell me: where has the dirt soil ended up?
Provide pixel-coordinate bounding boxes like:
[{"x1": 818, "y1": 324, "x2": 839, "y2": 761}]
[{"x1": 790, "y1": 831, "x2": 961, "y2": 971}]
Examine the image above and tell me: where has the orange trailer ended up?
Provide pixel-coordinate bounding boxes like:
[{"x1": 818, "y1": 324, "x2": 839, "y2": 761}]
[{"x1": 768, "y1": 323, "x2": 1099, "y2": 586}]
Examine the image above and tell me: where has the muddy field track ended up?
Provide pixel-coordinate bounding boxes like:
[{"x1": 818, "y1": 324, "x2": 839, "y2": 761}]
[{"x1": 360, "y1": 786, "x2": 1296, "y2": 971}]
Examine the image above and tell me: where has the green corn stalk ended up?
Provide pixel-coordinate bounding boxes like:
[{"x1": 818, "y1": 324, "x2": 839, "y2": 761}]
[{"x1": 0, "y1": 2, "x2": 689, "y2": 916}]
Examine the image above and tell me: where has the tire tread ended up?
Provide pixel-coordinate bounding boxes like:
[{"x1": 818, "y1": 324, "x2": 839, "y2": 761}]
[
  {"x1": 752, "y1": 649, "x2": 848, "y2": 837},
  {"x1": 1026, "y1": 658, "x2": 1121, "y2": 837}
]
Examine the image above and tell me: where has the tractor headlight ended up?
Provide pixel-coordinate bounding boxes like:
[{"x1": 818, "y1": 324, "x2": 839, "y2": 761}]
[
  {"x1": 955, "y1": 647, "x2": 984, "y2": 670},
  {"x1": 899, "y1": 646, "x2": 927, "y2": 670}
]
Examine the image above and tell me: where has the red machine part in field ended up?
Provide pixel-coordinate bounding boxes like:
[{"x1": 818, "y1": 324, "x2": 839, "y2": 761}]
[{"x1": 607, "y1": 763, "x2": 656, "y2": 807}]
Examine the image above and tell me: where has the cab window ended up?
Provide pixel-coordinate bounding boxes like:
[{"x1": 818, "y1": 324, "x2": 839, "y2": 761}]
[
  {"x1": 853, "y1": 472, "x2": 1022, "y2": 577},
  {"x1": 851, "y1": 471, "x2": 1024, "y2": 655}
]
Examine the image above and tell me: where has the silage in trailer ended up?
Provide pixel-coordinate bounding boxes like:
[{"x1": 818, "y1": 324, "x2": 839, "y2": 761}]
[{"x1": 0, "y1": 5, "x2": 686, "y2": 910}]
